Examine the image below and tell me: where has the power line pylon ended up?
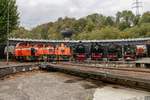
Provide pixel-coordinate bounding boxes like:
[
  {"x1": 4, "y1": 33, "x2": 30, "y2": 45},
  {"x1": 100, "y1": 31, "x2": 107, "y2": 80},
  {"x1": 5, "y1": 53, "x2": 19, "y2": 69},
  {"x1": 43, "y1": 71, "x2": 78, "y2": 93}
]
[{"x1": 132, "y1": 0, "x2": 142, "y2": 16}]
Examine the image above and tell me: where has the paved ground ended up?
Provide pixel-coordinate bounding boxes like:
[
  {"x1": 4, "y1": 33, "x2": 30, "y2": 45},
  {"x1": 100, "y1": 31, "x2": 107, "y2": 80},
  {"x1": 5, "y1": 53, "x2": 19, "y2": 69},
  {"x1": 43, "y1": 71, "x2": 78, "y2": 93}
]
[
  {"x1": 0, "y1": 71, "x2": 96, "y2": 100},
  {"x1": 93, "y1": 86, "x2": 150, "y2": 100},
  {"x1": 0, "y1": 71, "x2": 150, "y2": 100}
]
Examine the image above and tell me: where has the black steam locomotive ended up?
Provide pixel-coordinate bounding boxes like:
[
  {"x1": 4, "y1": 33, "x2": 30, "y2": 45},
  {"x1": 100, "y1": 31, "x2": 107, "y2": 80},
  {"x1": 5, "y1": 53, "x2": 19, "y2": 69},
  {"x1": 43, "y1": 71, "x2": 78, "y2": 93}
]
[
  {"x1": 73, "y1": 41, "x2": 87, "y2": 62},
  {"x1": 107, "y1": 45, "x2": 122, "y2": 61},
  {"x1": 90, "y1": 43, "x2": 104, "y2": 60},
  {"x1": 124, "y1": 45, "x2": 136, "y2": 61}
]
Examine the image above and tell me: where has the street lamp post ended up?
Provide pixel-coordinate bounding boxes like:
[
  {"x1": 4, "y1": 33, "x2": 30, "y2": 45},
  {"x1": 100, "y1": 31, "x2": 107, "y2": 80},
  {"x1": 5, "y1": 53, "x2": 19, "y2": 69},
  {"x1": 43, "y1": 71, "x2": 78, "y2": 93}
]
[{"x1": 6, "y1": 0, "x2": 10, "y2": 65}]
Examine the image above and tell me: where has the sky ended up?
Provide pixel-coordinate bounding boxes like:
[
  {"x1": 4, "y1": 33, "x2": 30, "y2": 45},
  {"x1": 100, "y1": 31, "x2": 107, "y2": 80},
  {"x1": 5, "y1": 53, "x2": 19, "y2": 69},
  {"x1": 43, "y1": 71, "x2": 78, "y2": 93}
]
[{"x1": 16, "y1": 0, "x2": 150, "y2": 29}]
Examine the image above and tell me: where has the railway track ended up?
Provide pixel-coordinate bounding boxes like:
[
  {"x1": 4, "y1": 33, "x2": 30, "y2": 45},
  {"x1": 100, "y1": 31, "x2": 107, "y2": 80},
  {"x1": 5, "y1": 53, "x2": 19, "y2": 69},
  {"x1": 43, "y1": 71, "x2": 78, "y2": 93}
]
[
  {"x1": 0, "y1": 61, "x2": 149, "y2": 73},
  {"x1": 46, "y1": 63, "x2": 150, "y2": 91},
  {"x1": 57, "y1": 62, "x2": 150, "y2": 74}
]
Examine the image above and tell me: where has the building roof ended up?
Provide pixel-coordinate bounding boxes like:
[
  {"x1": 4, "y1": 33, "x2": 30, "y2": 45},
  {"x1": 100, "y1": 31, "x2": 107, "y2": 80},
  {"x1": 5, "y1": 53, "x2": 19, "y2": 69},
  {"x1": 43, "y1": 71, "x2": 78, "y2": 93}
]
[{"x1": 9, "y1": 38, "x2": 150, "y2": 44}]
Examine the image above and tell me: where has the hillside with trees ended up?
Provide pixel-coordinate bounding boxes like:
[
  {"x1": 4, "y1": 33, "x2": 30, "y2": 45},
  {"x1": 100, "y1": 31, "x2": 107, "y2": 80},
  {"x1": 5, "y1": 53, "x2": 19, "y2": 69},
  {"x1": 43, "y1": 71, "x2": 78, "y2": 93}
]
[{"x1": 10, "y1": 10, "x2": 150, "y2": 40}]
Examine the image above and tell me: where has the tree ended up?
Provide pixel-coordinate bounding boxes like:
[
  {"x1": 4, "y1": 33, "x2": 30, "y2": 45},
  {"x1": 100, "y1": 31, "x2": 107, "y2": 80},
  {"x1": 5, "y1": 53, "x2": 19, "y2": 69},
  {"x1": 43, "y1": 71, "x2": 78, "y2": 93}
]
[
  {"x1": 123, "y1": 23, "x2": 150, "y2": 38},
  {"x1": 116, "y1": 12, "x2": 121, "y2": 25},
  {"x1": 121, "y1": 27, "x2": 139, "y2": 39},
  {"x1": 138, "y1": 23, "x2": 150, "y2": 37},
  {"x1": 82, "y1": 13, "x2": 107, "y2": 32},
  {"x1": 10, "y1": 27, "x2": 41, "y2": 39},
  {"x1": 0, "y1": 0, "x2": 19, "y2": 42},
  {"x1": 73, "y1": 26, "x2": 121, "y2": 40},
  {"x1": 31, "y1": 23, "x2": 50, "y2": 39},
  {"x1": 48, "y1": 27, "x2": 62, "y2": 40},
  {"x1": 98, "y1": 26, "x2": 120, "y2": 39},
  {"x1": 140, "y1": 11, "x2": 150, "y2": 24},
  {"x1": 116, "y1": 10, "x2": 135, "y2": 30},
  {"x1": 133, "y1": 15, "x2": 140, "y2": 26},
  {"x1": 40, "y1": 24, "x2": 49, "y2": 39},
  {"x1": 10, "y1": 27, "x2": 29, "y2": 38},
  {"x1": 11, "y1": 10, "x2": 149, "y2": 40},
  {"x1": 105, "y1": 16, "x2": 115, "y2": 26},
  {"x1": 85, "y1": 19, "x2": 95, "y2": 32},
  {"x1": 73, "y1": 18, "x2": 87, "y2": 33}
]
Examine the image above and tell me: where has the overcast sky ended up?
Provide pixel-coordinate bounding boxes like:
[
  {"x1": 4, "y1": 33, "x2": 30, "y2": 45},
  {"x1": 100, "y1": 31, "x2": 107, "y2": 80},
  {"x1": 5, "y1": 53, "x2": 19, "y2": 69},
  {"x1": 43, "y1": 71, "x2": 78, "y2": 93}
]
[{"x1": 16, "y1": 0, "x2": 150, "y2": 29}]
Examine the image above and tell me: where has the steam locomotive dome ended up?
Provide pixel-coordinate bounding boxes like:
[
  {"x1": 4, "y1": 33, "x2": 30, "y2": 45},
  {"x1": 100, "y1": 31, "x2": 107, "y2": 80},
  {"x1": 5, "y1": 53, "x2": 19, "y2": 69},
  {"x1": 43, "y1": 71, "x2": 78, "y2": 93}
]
[{"x1": 61, "y1": 28, "x2": 74, "y2": 38}]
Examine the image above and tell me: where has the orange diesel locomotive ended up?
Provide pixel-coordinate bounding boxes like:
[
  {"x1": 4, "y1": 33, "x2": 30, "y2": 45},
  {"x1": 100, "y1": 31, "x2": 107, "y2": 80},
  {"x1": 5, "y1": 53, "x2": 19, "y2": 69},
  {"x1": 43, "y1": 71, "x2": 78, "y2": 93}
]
[
  {"x1": 55, "y1": 43, "x2": 71, "y2": 61},
  {"x1": 15, "y1": 43, "x2": 37, "y2": 61},
  {"x1": 35, "y1": 44, "x2": 55, "y2": 61},
  {"x1": 14, "y1": 43, "x2": 71, "y2": 61}
]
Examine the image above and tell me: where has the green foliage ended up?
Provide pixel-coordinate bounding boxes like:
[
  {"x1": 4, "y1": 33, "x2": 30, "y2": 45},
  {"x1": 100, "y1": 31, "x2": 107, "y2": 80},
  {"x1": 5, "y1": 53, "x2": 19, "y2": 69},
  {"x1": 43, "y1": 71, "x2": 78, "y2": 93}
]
[
  {"x1": 105, "y1": 16, "x2": 115, "y2": 26},
  {"x1": 123, "y1": 23, "x2": 150, "y2": 38},
  {"x1": 99, "y1": 27, "x2": 120, "y2": 39},
  {"x1": 10, "y1": 27, "x2": 41, "y2": 39},
  {"x1": 48, "y1": 27, "x2": 62, "y2": 39},
  {"x1": 116, "y1": 10, "x2": 135, "y2": 30},
  {"x1": 73, "y1": 26, "x2": 121, "y2": 40},
  {"x1": 9, "y1": 10, "x2": 150, "y2": 40},
  {"x1": 140, "y1": 11, "x2": 150, "y2": 24},
  {"x1": 0, "y1": 0, "x2": 19, "y2": 42}
]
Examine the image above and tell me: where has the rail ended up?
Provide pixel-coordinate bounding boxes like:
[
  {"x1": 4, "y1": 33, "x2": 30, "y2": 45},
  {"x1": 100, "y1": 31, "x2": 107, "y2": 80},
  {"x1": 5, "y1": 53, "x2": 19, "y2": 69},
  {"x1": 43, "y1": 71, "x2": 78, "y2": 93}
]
[{"x1": 56, "y1": 62, "x2": 150, "y2": 73}]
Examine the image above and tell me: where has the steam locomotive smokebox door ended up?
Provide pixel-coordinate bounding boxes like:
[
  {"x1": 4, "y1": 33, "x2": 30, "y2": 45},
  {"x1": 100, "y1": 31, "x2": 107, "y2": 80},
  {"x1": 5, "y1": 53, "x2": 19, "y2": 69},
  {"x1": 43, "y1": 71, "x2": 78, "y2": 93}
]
[{"x1": 147, "y1": 44, "x2": 150, "y2": 57}]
